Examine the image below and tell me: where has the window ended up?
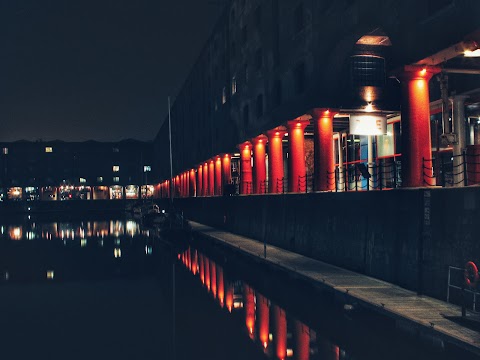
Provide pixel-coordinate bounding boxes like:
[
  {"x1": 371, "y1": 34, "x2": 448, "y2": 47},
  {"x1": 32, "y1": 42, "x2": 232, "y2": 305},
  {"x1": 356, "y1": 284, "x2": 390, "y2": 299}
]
[
  {"x1": 256, "y1": 94, "x2": 264, "y2": 118},
  {"x1": 79, "y1": 178, "x2": 86, "y2": 183},
  {"x1": 2, "y1": 148, "x2": 7, "y2": 155},
  {"x1": 255, "y1": 5, "x2": 262, "y2": 26},
  {"x1": 294, "y1": 62, "x2": 306, "y2": 93},
  {"x1": 274, "y1": 79, "x2": 282, "y2": 106},
  {"x1": 97, "y1": 177, "x2": 103, "y2": 183},
  {"x1": 144, "y1": 165, "x2": 151, "y2": 172},
  {"x1": 242, "y1": 26, "x2": 247, "y2": 45},
  {"x1": 113, "y1": 165, "x2": 120, "y2": 172},
  {"x1": 294, "y1": 3, "x2": 305, "y2": 33},
  {"x1": 255, "y1": 48, "x2": 263, "y2": 70},
  {"x1": 231, "y1": 76, "x2": 237, "y2": 95},
  {"x1": 45, "y1": 147, "x2": 53, "y2": 153},
  {"x1": 113, "y1": 177, "x2": 120, "y2": 183},
  {"x1": 243, "y1": 105, "x2": 250, "y2": 127},
  {"x1": 222, "y1": 86, "x2": 227, "y2": 104}
]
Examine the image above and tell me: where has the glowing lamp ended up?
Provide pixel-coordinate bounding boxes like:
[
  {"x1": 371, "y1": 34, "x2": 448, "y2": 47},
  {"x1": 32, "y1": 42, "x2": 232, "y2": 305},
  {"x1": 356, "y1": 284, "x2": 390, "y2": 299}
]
[
  {"x1": 275, "y1": 132, "x2": 280, "y2": 136},
  {"x1": 420, "y1": 68, "x2": 427, "y2": 76}
]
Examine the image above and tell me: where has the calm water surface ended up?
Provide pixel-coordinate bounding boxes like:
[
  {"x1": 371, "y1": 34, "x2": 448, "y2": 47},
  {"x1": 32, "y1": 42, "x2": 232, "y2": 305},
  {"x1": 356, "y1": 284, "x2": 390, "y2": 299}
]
[{"x1": 0, "y1": 214, "x2": 470, "y2": 360}]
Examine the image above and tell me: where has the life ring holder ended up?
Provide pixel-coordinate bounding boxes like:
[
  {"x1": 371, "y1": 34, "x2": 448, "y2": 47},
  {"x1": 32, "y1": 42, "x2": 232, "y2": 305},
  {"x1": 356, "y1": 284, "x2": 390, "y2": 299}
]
[{"x1": 464, "y1": 261, "x2": 479, "y2": 288}]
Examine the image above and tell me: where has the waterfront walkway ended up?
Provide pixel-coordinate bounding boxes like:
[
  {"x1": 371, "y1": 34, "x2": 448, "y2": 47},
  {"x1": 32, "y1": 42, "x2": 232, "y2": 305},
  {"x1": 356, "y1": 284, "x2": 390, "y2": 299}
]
[{"x1": 189, "y1": 221, "x2": 480, "y2": 356}]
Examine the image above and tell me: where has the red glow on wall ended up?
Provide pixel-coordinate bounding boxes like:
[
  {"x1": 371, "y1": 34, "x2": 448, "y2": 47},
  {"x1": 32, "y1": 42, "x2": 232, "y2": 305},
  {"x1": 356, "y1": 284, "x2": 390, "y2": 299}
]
[
  {"x1": 238, "y1": 141, "x2": 253, "y2": 194},
  {"x1": 287, "y1": 120, "x2": 309, "y2": 193},
  {"x1": 253, "y1": 135, "x2": 267, "y2": 194},
  {"x1": 399, "y1": 65, "x2": 440, "y2": 187},
  {"x1": 203, "y1": 163, "x2": 209, "y2": 196},
  {"x1": 199, "y1": 253, "x2": 205, "y2": 284},
  {"x1": 267, "y1": 127, "x2": 287, "y2": 193},
  {"x1": 215, "y1": 156, "x2": 222, "y2": 196},
  {"x1": 222, "y1": 154, "x2": 232, "y2": 186},
  {"x1": 312, "y1": 109, "x2": 337, "y2": 191}
]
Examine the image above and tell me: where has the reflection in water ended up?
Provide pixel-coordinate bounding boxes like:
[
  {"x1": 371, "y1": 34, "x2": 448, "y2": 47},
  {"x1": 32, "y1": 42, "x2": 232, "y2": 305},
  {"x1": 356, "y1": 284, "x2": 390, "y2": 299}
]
[
  {"x1": 0, "y1": 218, "x2": 142, "y2": 242},
  {"x1": 179, "y1": 246, "x2": 347, "y2": 360}
]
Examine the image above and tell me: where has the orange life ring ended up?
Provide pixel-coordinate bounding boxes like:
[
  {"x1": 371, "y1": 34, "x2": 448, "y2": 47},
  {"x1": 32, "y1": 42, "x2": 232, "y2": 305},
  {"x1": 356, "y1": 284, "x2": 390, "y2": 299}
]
[{"x1": 465, "y1": 261, "x2": 479, "y2": 288}]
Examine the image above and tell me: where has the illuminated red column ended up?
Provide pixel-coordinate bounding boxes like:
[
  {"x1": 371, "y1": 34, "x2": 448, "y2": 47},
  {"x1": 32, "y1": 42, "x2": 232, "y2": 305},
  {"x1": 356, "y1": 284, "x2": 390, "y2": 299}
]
[
  {"x1": 176, "y1": 175, "x2": 181, "y2": 197},
  {"x1": 211, "y1": 259, "x2": 217, "y2": 298},
  {"x1": 197, "y1": 165, "x2": 203, "y2": 197},
  {"x1": 294, "y1": 320, "x2": 310, "y2": 360},
  {"x1": 287, "y1": 119, "x2": 309, "y2": 193},
  {"x1": 252, "y1": 135, "x2": 268, "y2": 194},
  {"x1": 226, "y1": 280, "x2": 234, "y2": 312},
  {"x1": 267, "y1": 127, "x2": 287, "y2": 193},
  {"x1": 274, "y1": 305, "x2": 287, "y2": 360},
  {"x1": 399, "y1": 65, "x2": 440, "y2": 187},
  {"x1": 257, "y1": 293, "x2": 270, "y2": 349},
  {"x1": 203, "y1": 162, "x2": 209, "y2": 196},
  {"x1": 311, "y1": 109, "x2": 337, "y2": 191},
  {"x1": 244, "y1": 284, "x2": 256, "y2": 339},
  {"x1": 217, "y1": 264, "x2": 225, "y2": 307},
  {"x1": 215, "y1": 156, "x2": 222, "y2": 195},
  {"x1": 222, "y1": 154, "x2": 232, "y2": 187},
  {"x1": 208, "y1": 159, "x2": 215, "y2": 196},
  {"x1": 189, "y1": 169, "x2": 196, "y2": 197},
  {"x1": 184, "y1": 171, "x2": 189, "y2": 197},
  {"x1": 238, "y1": 141, "x2": 253, "y2": 194}
]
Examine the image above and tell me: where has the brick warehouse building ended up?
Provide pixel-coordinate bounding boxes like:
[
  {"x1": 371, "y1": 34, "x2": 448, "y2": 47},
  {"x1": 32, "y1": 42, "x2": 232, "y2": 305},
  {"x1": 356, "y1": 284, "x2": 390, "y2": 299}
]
[{"x1": 154, "y1": 0, "x2": 480, "y2": 197}]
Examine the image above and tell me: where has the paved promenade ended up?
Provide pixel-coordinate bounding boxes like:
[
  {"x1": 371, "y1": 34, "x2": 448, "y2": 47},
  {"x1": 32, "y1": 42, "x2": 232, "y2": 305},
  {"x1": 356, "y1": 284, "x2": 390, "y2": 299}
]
[{"x1": 190, "y1": 221, "x2": 480, "y2": 356}]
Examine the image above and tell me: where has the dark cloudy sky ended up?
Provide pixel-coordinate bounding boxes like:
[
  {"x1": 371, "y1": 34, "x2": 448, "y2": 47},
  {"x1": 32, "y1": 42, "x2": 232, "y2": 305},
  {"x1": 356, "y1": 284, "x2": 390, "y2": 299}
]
[{"x1": 0, "y1": 0, "x2": 222, "y2": 142}]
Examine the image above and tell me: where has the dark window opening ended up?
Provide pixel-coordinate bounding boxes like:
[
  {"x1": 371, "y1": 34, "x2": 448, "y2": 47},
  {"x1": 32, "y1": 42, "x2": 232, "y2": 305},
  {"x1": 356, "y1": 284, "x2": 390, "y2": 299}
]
[
  {"x1": 294, "y1": 62, "x2": 306, "y2": 94},
  {"x1": 255, "y1": 5, "x2": 262, "y2": 27},
  {"x1": 294, "y1": 3, "x2": 305, "y2": 33},
  {"x1": 256, "y1": 94, "x2": 264, "y2": 118},
  {"x1": 274, "y1": 79, "x2": 282, "y2": 106},
  {"x1": 243, "y1": 105, "x2": 250, "y2": 127},
  {"x1": 255, "y1": 48, "x2": 263, "y2": 70},
  {"x1": 242, "y1": 26, "x2": 248, "y2": 45}
]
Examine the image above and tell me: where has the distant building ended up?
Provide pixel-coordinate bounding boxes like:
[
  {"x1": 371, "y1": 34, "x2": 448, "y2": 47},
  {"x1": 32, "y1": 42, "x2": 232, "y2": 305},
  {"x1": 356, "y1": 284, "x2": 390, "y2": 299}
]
[{"x1": 0, "y1": 140, "x2": 154, "y2": 200}]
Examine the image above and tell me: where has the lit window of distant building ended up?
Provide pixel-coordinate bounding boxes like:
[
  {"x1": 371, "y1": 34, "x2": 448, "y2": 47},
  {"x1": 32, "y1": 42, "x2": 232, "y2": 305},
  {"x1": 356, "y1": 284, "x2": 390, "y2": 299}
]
[
  {"x1": 97, "y1": 177, "x2": 103, "y2": 183},
  {"x1": 2, "y1": 148, "x2": 8, "y2": 155},
  {"x1": 79, "y1": 178, "x2": 86, "y2": 183},
  {"x1": 113, "y1": 165, "x2": 120, "y2": 172},
  {"x1": 144, "y1": 165, "x2": 151, "y2": 172},
  {"x1": 231, "y1": 76, "x2": 237, "y2": 95},
  {"x1": 113, "y1": 177, "x2": 120, "y2": 183},
  {"x1": 45, "y1": 147, "x2": 53, "y2": 153},
  {"x1": 222, "y1": 87, "x2": 227, "y2": 104}
]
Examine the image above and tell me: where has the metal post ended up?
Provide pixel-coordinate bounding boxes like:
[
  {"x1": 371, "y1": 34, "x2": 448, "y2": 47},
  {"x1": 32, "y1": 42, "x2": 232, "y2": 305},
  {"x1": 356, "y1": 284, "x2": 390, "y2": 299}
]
[
  {"x1": 452, "y1": 95, "x2": 468, "y2": 187},
  {"x1": 463, "y1": 150, "x2": 468, "y2": 186}
]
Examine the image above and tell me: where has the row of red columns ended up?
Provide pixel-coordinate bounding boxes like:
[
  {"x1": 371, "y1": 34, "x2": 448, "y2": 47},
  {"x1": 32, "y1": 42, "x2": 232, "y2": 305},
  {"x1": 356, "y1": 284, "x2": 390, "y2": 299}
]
[{"x1": 166, "y1": 65, "x2": 437, "y2": 193}]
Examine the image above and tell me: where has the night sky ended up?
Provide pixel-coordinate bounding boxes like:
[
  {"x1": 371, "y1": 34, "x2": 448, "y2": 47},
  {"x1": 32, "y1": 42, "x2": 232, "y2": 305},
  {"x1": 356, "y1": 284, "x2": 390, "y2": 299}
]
[{"x1": 0, "y1": 0, "x2": 222, "y2": 142}]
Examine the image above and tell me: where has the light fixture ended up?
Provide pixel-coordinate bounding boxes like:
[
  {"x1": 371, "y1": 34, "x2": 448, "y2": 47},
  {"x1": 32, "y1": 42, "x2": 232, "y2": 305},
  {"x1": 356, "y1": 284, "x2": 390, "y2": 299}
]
[{"x1": 464, "y1": 49, "x2": 480, "y2": 57}]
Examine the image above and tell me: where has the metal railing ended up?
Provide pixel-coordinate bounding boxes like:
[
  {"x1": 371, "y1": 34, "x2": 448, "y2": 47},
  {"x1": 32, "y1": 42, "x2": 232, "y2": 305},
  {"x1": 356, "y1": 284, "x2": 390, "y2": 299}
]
[
  {"x1": 447, "y1": 266, "x2": 480, "y2": 314},
  {"x1": 423, "y1": 151, "x2": 477, "y2": 187}
]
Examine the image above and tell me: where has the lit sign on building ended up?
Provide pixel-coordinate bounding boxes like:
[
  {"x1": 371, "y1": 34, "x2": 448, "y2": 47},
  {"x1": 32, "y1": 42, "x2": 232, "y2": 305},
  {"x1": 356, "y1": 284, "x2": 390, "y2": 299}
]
[{"x1": 349, "y1": 114, "x2": 387, "y2": 135}]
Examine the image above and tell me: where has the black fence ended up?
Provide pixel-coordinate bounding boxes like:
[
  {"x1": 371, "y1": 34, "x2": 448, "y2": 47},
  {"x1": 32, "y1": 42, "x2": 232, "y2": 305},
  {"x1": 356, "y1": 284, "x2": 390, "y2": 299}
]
[{"x1": 423, "y1": 152, "x2": 480, "y2": 187}]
